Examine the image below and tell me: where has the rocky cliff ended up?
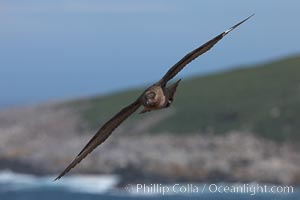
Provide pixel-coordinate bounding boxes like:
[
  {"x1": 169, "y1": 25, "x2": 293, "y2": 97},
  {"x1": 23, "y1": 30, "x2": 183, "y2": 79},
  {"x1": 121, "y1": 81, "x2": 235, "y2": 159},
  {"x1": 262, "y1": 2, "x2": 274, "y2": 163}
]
[{"x1": 0, "y1": 103, "x2": 299, "y2": 185}]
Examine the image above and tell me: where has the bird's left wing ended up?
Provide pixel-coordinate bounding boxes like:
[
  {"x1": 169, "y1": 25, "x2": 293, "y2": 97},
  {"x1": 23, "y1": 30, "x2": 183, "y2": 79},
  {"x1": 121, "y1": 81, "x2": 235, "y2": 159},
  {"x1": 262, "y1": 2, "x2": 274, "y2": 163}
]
[
  {"x1": 54, "y1": 99, "x2": 141, "y2": 181},
  {"x1": 158, "y1": 14, "x2": 254, "y2": 86}
]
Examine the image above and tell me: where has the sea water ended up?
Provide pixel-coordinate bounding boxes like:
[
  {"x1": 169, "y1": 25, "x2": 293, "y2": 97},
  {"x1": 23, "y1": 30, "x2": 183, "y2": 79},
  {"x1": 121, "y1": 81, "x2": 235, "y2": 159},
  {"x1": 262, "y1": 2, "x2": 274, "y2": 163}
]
[{"x1": 0, "y1": 170, "x2": 298, "y2": 200}]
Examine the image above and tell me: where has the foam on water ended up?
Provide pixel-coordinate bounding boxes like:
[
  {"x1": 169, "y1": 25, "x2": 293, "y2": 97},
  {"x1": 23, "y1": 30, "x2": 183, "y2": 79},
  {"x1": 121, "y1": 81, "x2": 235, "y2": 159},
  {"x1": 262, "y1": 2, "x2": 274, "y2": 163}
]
[{"x1": 0, "y1": 170, "x2": 119, "y2": 194}]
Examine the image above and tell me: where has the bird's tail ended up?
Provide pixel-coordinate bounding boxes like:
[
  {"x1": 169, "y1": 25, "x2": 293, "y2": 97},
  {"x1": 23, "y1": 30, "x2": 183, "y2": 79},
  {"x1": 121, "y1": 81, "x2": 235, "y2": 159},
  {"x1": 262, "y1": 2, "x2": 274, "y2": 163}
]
[{"x1": 167, "y1": 79, "x2": 182, "y2": 101}]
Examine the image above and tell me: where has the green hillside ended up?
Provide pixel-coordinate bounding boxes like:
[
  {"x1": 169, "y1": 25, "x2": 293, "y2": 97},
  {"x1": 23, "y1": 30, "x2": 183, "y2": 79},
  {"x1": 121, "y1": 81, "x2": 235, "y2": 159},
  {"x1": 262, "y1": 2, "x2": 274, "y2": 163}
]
[{"x1": 67, "y1": 55, "x2": 300, "y2": 141}]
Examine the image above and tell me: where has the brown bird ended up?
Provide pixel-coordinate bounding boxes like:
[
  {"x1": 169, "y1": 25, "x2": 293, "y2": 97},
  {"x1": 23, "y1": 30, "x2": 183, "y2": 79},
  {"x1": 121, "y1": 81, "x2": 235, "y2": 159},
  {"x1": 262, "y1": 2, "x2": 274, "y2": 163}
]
[{"x1": 54, "y1": 14, "x2": 254, "y2": 181}]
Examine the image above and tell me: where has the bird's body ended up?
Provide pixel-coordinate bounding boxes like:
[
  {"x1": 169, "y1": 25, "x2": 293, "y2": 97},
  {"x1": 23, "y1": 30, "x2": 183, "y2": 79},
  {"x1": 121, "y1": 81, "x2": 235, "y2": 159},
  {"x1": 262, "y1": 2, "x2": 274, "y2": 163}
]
[
  {"x1": 140, "y1": 80, "x2": 181, "y2": 113},
  {"x1": 142, "y1": 85, "x2": 167, "y2": 109},
  {"x1": 54, "y1": 14, "x2": 254, "y2": 181}
]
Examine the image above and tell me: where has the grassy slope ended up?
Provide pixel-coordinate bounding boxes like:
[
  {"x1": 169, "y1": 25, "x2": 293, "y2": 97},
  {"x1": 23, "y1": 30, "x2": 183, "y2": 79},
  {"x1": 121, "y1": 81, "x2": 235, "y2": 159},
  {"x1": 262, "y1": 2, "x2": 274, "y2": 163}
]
[{"x1": 67, "y1": 55, "x2": 300, "y2": 141}]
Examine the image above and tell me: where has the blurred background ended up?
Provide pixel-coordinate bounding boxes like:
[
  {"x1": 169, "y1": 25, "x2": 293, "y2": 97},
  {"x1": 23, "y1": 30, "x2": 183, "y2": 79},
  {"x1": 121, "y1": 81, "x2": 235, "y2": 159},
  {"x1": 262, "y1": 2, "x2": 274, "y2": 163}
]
[{"x1": 0, "y1": 0, "x2": 299, "y2": 199}]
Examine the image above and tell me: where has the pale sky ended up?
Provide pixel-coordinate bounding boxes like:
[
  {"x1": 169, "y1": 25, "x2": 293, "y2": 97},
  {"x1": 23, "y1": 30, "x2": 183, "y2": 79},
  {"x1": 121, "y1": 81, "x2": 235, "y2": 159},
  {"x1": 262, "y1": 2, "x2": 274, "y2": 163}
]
[{"x1": 0, "y1": 0, "x2": 299, "y2": 108}]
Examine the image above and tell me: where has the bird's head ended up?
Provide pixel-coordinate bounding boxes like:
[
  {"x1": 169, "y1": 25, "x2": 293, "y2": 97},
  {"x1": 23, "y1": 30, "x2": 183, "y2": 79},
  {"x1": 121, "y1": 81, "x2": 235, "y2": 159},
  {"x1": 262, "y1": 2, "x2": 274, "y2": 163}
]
[{"x1": 144, "y1": 91, "x2": 157, "y2": 106}]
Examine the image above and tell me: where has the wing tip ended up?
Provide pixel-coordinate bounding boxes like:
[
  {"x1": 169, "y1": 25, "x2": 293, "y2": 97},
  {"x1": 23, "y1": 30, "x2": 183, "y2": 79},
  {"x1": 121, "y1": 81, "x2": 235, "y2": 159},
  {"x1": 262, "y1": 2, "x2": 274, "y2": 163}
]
[
  {"x1": 224, "y1": 13, "x2": 255, "y2": 35},
  {"x1": 53, "y1": 158, "x2": 78, "y2": 182},
  {"x1": 53, "y1": 177, "x2": 60, "y2": 182},
  {"x1": 53, "y1": 172, "x2": 65, "y2": 181}
]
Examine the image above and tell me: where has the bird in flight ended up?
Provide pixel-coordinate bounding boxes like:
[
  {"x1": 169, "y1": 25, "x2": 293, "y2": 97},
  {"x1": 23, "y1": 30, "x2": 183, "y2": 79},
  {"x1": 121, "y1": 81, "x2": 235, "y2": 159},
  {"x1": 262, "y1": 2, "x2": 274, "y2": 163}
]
[{"x1": 54, "y1": 14, "x2": 254, "y2": 181}]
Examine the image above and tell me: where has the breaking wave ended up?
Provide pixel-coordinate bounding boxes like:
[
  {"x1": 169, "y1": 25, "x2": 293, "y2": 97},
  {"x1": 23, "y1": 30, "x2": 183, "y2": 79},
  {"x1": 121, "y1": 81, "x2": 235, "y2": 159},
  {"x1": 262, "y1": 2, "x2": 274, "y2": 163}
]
[{"x1": 0, "y1": 170, "x2": 119, "y2": 194}]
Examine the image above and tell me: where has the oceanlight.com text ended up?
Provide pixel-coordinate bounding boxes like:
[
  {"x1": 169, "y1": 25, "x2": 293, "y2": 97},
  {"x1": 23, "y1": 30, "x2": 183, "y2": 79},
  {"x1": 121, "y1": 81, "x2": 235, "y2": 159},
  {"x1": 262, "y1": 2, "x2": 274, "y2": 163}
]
[{"x1": 125, "y1": 183, "x2": 294, "y2": 196}]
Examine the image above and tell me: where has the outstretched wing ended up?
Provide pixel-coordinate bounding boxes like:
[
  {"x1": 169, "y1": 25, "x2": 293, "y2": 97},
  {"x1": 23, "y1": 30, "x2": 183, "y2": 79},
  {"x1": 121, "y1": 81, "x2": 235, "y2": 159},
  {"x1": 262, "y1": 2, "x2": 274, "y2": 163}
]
[
  {"x1": 54, "y1": 99, "x2": 141, "y2": 181},
  {"x1": 158, "y1": 14, "x2": 254, "y2": 86}
]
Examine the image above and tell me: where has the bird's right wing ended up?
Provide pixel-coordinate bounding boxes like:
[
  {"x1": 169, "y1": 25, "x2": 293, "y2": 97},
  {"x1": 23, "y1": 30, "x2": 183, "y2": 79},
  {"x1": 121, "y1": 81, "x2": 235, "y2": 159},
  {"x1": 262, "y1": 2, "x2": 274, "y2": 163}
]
[
  {"x1": 54, "y1": 99, "x2": 141, "y2": 181},
  {"x1": 158, "y1": 14, "x2": 254, "y2": 86}
]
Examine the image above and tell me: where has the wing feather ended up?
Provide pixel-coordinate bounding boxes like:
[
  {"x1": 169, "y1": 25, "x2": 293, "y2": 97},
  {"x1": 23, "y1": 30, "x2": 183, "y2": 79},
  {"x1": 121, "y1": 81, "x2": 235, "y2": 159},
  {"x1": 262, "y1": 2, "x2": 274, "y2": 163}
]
[
  {"x1": 54, "y1": 99, "x2": 141, "y2": 181},
  {"x1": 159, "y1": 14, "x2": 254, "y2": 86}
]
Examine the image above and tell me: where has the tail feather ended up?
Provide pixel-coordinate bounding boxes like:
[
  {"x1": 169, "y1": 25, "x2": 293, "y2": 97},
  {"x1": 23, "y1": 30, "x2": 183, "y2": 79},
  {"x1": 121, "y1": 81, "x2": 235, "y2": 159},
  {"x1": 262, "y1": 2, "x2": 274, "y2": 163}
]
[{"x1": 167, "y1": 79, "x2": 182, "y2": 100}]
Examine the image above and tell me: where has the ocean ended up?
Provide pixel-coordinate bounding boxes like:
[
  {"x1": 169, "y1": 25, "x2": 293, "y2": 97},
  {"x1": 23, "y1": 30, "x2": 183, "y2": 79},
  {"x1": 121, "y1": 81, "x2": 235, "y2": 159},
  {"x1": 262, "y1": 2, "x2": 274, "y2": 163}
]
[{"x1": 0, "y1": 170, "x2": 298, "y2": 200}]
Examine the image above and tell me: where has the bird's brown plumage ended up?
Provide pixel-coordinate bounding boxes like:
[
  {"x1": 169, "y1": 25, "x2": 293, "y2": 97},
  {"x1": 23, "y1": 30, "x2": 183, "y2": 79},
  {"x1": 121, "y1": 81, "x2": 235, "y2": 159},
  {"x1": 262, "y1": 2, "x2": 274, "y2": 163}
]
[
  {"x1": 158, "y1": 14, "x2": 254, "y2": 86},
  {"x1": 54, "y1": 15, "x2": 253, "y2": 181},
  {"x1": 54, "y1": 99, "x2": 141, "y2": 180}
]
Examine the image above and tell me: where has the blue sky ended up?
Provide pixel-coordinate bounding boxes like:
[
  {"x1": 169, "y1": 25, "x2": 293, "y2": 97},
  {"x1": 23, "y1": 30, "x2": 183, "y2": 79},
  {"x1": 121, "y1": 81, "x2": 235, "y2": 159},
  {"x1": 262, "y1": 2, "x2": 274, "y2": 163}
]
[{"x1": 0, "y1": 1, "x2": 300, "y2": 108}]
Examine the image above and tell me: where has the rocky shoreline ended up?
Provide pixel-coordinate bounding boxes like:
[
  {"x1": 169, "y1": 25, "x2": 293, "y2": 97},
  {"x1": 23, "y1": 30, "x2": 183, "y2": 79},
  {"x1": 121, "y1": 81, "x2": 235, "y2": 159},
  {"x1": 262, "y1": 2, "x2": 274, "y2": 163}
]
[{"x1": 0, "y1": 104, "x2": 300, "y2": 185}]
